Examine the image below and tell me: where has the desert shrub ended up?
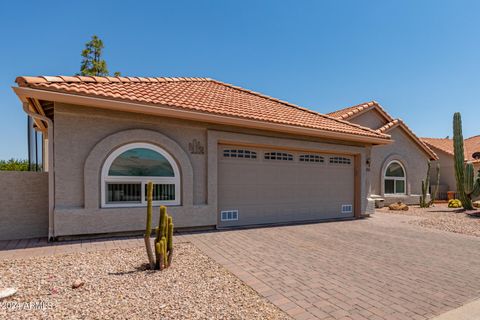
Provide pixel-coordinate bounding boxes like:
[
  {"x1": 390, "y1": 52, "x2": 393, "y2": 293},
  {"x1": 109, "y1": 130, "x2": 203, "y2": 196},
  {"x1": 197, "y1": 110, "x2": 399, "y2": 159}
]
[{"x1": 448, "y1": 199, "x2": 462, "y2": 208}]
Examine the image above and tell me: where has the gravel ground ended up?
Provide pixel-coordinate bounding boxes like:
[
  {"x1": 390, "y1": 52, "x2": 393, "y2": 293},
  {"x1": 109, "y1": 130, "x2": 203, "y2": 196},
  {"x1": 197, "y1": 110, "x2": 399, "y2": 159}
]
[
  {"x1": 379, "y1": 204, "x2": 480, "y2": 237},
  {"x1": 0, "y1": 242, "x2": 290, "y2": 320}
]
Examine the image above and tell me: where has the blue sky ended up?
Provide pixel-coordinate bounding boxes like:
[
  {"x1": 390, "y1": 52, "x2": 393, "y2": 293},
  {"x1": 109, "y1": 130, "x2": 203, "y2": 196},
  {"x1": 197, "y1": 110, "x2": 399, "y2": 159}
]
[{"x1": 1, "y1": 0, "x2": 479, "y2": 159}]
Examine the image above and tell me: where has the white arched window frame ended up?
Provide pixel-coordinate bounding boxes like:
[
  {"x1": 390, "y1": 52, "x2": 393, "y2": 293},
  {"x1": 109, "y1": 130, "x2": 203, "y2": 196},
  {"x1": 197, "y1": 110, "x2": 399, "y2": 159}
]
[
  {"x1": 384, "y1": 160, "x2": 406, "y2": 195},
  {"x1": 101, "y1": 143, "x2": 181, "y2": 208}
]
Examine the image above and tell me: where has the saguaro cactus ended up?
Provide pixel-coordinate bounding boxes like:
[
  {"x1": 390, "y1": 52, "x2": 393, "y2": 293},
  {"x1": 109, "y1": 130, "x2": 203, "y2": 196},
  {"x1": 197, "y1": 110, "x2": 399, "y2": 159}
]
[
  {"x1": 144, "y1": 182, "x2": 175, "y2": 270},
  {"x1": 420, "y1": 161, "x2": 431, "y2": 208},
  {"x1": 464, "y1": 162, "x2": 480, "y2": 200},
  {"x1": 453, "y1": 113, "x2": 480, "y2": 210}
]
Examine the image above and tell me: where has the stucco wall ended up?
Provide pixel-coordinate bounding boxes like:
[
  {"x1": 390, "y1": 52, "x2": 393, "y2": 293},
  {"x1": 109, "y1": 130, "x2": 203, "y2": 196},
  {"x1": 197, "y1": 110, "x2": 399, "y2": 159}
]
[
  {"x1": 51, "y1": 103, "x2": 372, "y2": 237},
  {"x1": 369, "y1": 127, "x2": 430, "y2": 204},
  {"x1": 0, "y1": 172, "x2": 48, "y2": 240},
  {"x1": 429, "y1": 149, "x2": 456, "y2": 192},
  {"x1": 349, "y1": 110, "x2": 386, "y2": 130}
]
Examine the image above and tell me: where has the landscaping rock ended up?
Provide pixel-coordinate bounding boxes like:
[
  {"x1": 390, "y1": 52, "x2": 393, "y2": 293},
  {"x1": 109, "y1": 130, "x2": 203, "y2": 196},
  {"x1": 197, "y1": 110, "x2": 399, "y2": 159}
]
[
  {"x1": 71, "y1": 279, "x2": 84, "y2": 289},
  {"x1": 0, "y1": 288, "x2": 17, "y2": 300},
  {"x1": 388, "y1": 202, "x2": 409, "y2": 211}
]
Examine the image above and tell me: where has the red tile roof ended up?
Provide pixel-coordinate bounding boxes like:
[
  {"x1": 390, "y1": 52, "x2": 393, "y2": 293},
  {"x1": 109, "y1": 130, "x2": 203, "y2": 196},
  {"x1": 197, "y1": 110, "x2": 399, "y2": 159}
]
[
  {"x1": 326, "y1": 101, "x2": 394, "y2": 122},
  {"x1": 328, "y1": 101, "x2": 437, "y2": 160},
  {"x1": 15, "y1": 76, "x2": 389, "y2": 141},
  {"x1": 422, "y1": 136, "x2": 480, "y2": 163}
]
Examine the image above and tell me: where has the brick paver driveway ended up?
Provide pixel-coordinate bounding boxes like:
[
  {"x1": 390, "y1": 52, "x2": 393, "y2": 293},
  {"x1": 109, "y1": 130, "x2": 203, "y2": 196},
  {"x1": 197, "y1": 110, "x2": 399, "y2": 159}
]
[{"x1": 184, "y1": 213, "x2": 480, "y2": 320}]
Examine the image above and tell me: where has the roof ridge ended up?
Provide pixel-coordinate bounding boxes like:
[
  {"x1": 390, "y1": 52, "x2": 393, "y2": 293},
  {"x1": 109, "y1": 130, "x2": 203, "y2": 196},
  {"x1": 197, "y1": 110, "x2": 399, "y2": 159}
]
[
  {"x1": 209, "y1": 80, "x2": 389, "y2": 138},
  {"x1": 15, "y1": 75, "x2": 212, "y2": 86},
  {"x1": 327, "y1": 101, "x2": 395, "y2": 123},
  {"x1": 376, "y1": 119, "x2": 400, "y2": 133}
]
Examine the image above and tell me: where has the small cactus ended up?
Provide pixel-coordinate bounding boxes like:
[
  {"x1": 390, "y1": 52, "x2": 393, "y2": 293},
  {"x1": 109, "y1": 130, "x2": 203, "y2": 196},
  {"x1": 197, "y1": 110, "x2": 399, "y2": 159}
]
[
  {"x1": 144, "y1": 183, "x2": 175, "y2": 270},
  {"x1": 144, "y1": 182, "x2": 155, "y2": 270},
  {"x1": 420, "y1": 161, "x2": 431, "y2": 208},
  {"x1": 429, "y1": 163, "x2": 441, "y2": 206}
]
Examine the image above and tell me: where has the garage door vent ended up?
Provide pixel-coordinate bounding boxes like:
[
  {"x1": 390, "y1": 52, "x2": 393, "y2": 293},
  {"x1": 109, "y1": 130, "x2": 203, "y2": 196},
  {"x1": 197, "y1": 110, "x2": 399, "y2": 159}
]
[
  {"x1": 341, "y1": 204, "x2": 353, "y2": 213},
  {"x1": 221, "y1": 210, "x2": 239, "y2": 221}
]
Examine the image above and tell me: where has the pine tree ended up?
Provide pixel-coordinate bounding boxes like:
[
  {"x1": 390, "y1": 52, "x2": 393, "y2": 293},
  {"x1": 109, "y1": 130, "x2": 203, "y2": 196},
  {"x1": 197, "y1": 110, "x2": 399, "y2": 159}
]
[{"x1": 80, "y1": 35, "x2": 113, "y2": 76}]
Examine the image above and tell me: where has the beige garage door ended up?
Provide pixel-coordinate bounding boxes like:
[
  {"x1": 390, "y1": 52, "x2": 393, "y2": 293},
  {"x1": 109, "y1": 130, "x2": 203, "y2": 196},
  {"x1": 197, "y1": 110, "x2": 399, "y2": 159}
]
[{"x1": 218, "y1": 145, "x2": 355, "y2": 227}]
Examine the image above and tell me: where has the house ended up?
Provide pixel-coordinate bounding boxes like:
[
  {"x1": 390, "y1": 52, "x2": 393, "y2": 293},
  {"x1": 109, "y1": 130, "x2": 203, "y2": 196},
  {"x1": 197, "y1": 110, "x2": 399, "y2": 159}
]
[
  {"x1": 422, "y1": 136, "x2": 480, "y2": 199},
  {"x1": 10, "y1": 76, "x2": 391, "y2": 240},
  {"x1": 327, "y1": 101, "x2": 438, "y2": 205}
]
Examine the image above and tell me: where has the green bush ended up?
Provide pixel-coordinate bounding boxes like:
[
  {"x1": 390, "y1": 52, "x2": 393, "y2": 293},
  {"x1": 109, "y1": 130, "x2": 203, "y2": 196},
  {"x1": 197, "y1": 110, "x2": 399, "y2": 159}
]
[{"x1": 0, "y1": 159, "x2": 29, "y2": 171}]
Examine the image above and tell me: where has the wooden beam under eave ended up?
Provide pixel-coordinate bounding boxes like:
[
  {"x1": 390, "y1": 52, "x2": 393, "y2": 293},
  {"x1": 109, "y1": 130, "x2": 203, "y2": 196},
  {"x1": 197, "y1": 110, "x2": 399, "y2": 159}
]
[{"x1": 26, "y1": 98, "x2": 47, "y2": 132}]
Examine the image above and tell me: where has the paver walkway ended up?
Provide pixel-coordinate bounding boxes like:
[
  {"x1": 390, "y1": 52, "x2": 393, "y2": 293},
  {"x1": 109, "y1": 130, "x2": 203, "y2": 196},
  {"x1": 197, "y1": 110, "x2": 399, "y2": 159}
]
[
  {"x1": 183, "y1": 213, "x2": 480, "y2": 320},
  {"x1": 1, "y1": 213, "x2": 479, "y2": 320}
]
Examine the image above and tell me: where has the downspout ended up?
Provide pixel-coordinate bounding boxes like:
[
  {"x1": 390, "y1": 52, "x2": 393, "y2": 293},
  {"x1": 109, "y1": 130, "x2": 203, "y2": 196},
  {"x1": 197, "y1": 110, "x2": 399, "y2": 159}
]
[{"x1": 22, "y1": 102, "x2": 55, "y2": 241}]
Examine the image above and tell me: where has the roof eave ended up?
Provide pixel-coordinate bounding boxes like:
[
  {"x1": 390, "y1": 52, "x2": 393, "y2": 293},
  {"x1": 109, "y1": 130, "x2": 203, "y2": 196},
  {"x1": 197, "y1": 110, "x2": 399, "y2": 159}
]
[{"x1": 13, "y1": 86, "x2": 391, "y2": 146}]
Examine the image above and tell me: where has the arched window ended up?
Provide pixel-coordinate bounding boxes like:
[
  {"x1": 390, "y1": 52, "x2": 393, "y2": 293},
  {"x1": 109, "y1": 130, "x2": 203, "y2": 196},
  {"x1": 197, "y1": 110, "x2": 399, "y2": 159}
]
[
  {"x1": 384, "y1": 161, "x2": 406, "y2": 195},
  {"x1": 101, "y1": 143, "x2": 180, "y2": 207}
]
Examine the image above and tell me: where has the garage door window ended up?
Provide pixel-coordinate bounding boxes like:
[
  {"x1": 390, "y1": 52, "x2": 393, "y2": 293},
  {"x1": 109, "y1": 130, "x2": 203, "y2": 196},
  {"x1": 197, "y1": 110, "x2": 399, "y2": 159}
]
[
  {"x1": 101, "y1": 143, "x2": 181, "y2": 207},
  {"x1": 299, "y1": 154, "x2": 324, "y2": 163},
  {"x1": 329, "y1": 156, "x2": 351, "y2": 165},
  {"x1": 223, "y1": 149, "x2": 257, "y2": 159},
  {"x1": 384, "y1": 161, "x2": 406, "y2": 195},
  {"x1": 264, "y1": 152, "x2": 293, "y2": 161}
]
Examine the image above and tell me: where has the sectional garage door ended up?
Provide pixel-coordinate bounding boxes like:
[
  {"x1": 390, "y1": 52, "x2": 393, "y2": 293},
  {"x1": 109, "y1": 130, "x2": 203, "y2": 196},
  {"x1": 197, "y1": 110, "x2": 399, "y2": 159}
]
[{"x1": 218, "y1": 145, "x2": 355, "y2": 228}]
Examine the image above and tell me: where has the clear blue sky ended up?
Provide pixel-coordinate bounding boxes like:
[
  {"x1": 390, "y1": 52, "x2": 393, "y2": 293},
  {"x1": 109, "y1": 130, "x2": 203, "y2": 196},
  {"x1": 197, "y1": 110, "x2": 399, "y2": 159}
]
[{"x1": 1, "y1": 0, "x2": 479, "y2": 159}]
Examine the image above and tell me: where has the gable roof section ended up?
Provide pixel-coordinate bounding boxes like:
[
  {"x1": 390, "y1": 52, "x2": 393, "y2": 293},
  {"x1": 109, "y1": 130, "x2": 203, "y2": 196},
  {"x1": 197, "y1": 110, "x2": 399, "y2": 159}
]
[
  {"x1": 377, "y1": 119, "x2": 438, "y2": 160},
  {"x1": 422, "y1": 136, "x2": 480, "y2": 163},
  {"x1": 326, "y1": 101, "x2": 394, "y2": 122},
  {"x1": 328, "y1": 101, "x2": 437, "y2": 160},
  {"x1": 14, "y1": 76, "x2": 390, "y2": 144}
]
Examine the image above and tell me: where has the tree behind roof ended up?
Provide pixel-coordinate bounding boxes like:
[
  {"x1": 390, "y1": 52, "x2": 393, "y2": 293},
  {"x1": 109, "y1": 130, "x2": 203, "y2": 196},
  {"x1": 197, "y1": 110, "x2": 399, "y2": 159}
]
[{"x1": 80, "y1": 35, "x2": 110, "y2": 76}]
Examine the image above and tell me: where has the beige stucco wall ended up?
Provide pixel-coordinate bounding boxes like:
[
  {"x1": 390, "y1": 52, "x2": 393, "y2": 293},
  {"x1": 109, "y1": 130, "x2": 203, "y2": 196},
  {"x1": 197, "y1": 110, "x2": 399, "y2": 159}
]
[
  {"x1": 52, "y1": 102, "x2": 372, "y2": 237},
  {"x1": 430, "y1": 148, "x2": 480, "y2": 201},
  {"x1": 429, "y1": 149, "x2": 456, "y2": 192},
  {"x1": 0, "y1": 172, "x2": 48, "y2": 240},
  {"x1": 347, "y1": 111, "x2": 432, "y2": 205},
  {"x1": 370, "y1": 127, "x2": 430, "y2": 205}
]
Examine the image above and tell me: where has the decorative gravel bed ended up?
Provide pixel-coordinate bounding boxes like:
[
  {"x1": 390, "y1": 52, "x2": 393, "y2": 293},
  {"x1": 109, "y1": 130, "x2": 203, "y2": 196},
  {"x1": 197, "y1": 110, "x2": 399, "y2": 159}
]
[
  {"x1": 379, "y1": 204, "x2": 480, "y2": 237},
  {"x1": 0, "y1": 242, "x2": 290, "y2": 320}
]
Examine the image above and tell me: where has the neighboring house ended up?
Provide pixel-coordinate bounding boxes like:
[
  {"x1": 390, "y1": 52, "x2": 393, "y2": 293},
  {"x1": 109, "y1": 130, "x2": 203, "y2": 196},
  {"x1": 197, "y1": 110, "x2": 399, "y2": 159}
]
[
  {"x1": 422, "y1": 136, "x2": 480, "y2": 199},
  {"x1": 328, "y1": 101, "x2": 438, "y2": 205},
  {"x1": 11, "y1": 76, "x2": 391, "y2": 239}
]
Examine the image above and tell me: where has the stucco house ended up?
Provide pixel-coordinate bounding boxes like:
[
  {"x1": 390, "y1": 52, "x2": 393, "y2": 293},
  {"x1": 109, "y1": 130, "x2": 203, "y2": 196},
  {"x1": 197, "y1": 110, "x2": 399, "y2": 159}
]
[
  {"x1": 422, "y1": 136, "x2": 480, "y2": 199},
  {"x1": 11, "y1": 76, "x2": 392, "y2": 240},
  {"x1": 327, "y1": 101, "x2": 438, "y2": 205}
]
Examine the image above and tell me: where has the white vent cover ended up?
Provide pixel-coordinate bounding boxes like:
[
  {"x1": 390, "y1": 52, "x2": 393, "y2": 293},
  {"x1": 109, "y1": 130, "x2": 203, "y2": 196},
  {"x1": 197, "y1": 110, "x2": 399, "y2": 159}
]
[
  {"x1": 221, "y1": 210, "x2": 239, "y2": 221},
  {"x1": 341, "y1": 204, "x2": 353, "y2": 214}
]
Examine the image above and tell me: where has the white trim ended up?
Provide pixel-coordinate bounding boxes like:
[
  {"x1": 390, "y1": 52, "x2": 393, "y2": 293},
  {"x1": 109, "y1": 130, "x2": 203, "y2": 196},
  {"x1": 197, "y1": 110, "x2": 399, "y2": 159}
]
[
  {"x1": 100, "y1": 142, "x2": 181, "y2": 207},
  {"x1": 383, "y1": 160, "x2": 406, "y2": 195}
]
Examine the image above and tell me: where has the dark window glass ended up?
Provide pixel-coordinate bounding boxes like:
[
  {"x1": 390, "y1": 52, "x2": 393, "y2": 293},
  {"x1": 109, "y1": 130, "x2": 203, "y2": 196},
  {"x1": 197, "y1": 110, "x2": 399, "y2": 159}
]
[
  {"x1": 385, "y1": 162, "x2": 404, "y2": 177},
  {"x1": 385, "y1": 179, "x2": 395, "y2": 194},
  {"x1": 108, "y1": 148, "x2": 174, "y2": 177},
  {"x1": 144, "y1": 184, "x2": 176, "y2": 201},
  {"x1": 395, "y1": 180, "x2": 405, "y2": 194},
  {"x1": 107, "y1": 183, "x2": 141, "y2": 203}
]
